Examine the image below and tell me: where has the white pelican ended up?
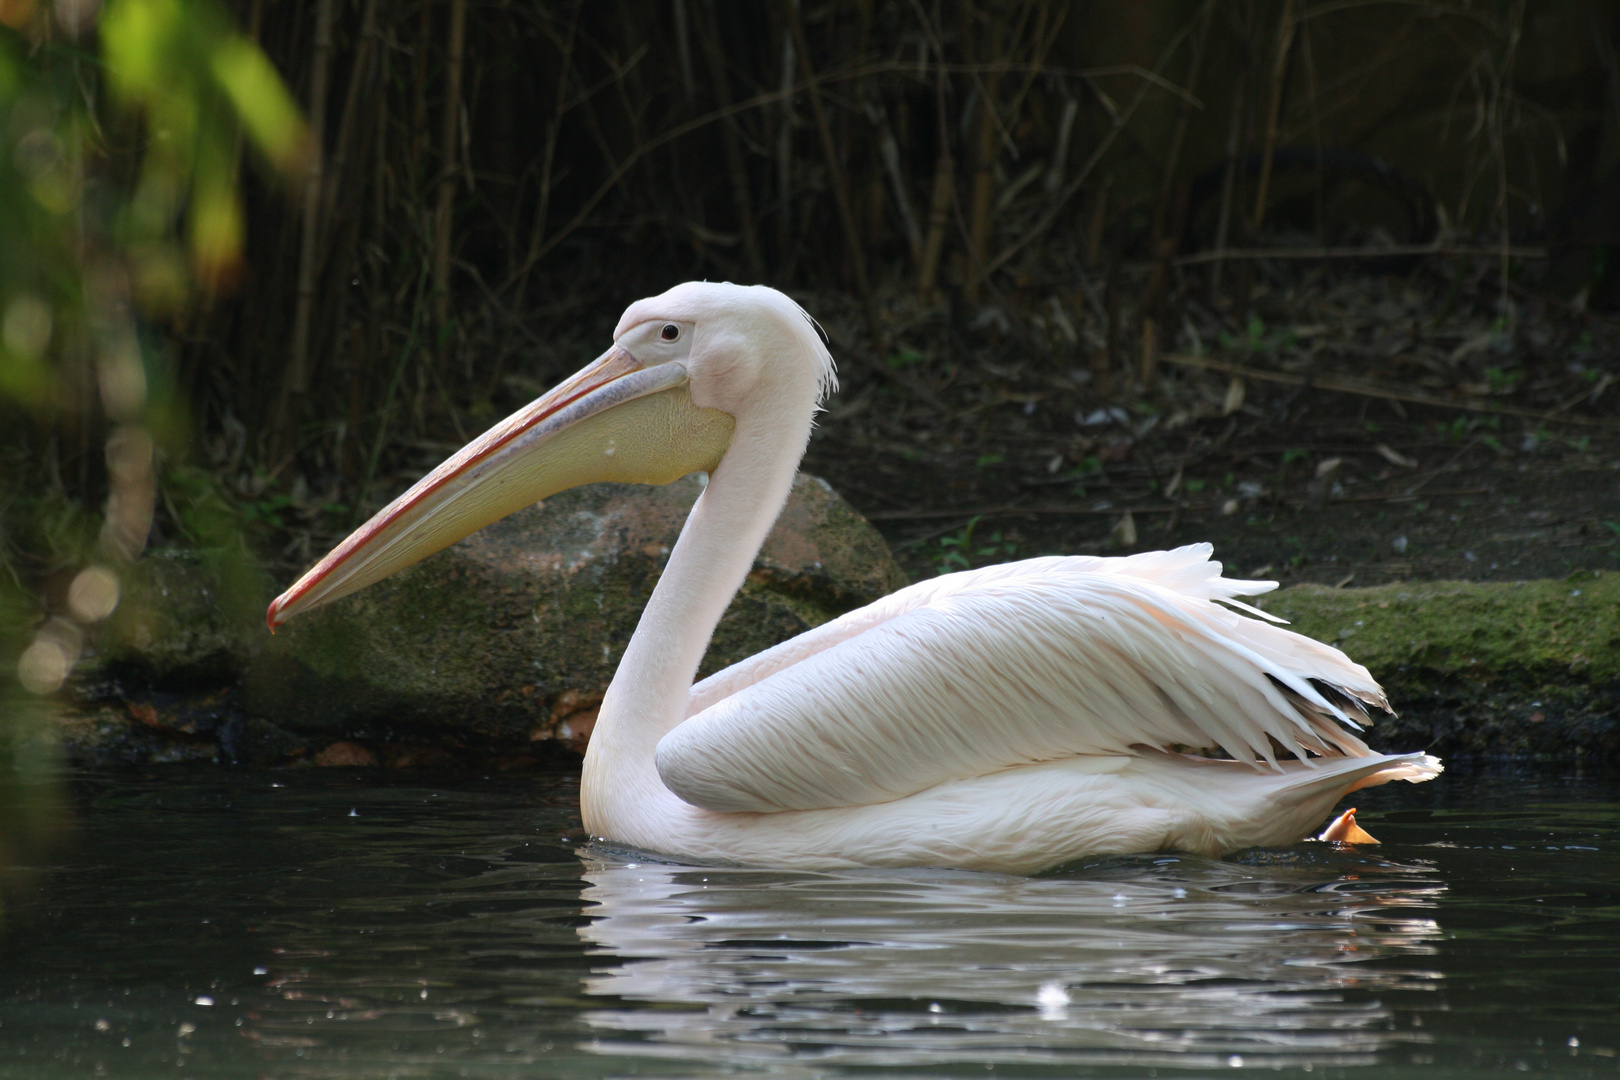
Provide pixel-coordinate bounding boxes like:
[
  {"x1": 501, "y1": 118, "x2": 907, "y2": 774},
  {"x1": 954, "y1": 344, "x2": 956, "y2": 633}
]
[{"x1": 268, "y1": 282, "x2": 1440, "y2": 873}]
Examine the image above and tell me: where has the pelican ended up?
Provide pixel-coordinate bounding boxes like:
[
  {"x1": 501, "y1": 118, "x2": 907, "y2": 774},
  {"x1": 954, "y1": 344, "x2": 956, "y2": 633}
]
[{"x1": 268, "y1": 282, "x2": 1440, "y2": 873}]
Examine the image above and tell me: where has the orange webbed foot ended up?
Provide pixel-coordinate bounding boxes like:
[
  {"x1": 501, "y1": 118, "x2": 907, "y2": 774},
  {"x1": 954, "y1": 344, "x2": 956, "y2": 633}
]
[{"x1": 1318, "y1": 807, "x2": 1380, "y2": 844}]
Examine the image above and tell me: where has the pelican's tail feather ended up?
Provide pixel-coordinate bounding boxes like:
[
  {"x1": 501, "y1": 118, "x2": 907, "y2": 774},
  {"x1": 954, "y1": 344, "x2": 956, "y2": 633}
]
[
  {"x1": 1342, "y1": 751, "x2": 1444, "y2": 790},
  {"x1": 1131, "y1": 748, "x2": 1444, "y2": 853}
]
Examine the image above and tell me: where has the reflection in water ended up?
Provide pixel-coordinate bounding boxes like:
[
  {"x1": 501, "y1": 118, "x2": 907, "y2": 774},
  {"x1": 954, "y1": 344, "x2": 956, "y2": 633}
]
[
  {"x1": 579, "y1": 850, "x2": 1445, "y2": 1071},
  {"x1": 10, "y1": 772, "x2": 1620, "y2": 1078}
]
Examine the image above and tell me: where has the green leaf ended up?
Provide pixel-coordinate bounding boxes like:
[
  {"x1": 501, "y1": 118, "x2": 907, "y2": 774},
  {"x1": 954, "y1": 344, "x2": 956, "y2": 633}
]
[
  {"x1": 209, "y1": 37, "x2": 308, "y2": 170},
  {"x1": 101, "y1": 0, "x2": 185, "y2": 99}
]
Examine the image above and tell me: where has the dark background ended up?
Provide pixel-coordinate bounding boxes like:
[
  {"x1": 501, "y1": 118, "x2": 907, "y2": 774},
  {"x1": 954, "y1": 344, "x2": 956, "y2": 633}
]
[{"x1": 7, "y1": 0, "x2": 1620, "y2": 614}]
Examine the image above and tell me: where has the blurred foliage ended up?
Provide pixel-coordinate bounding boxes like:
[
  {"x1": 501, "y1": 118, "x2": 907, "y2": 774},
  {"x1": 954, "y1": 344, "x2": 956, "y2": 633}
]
[
  {"x1": 101, "y1": 0, "x2": 306, "y2": 297},
  {"x1": 0, "y1": 0, "x2": 305, "y2": 834}
]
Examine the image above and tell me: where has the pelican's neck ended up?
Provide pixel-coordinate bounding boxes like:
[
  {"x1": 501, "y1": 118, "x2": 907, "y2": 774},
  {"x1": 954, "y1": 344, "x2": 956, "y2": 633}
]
[{"x1": 581, "y1": 412, "x2": 806, "y2": 831}]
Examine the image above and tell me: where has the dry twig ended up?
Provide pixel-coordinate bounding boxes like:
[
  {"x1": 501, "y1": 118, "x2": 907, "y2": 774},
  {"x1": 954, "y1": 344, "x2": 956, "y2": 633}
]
[{"x1": 1160, "y1": 352, "x2": 1602, "y2": 426}]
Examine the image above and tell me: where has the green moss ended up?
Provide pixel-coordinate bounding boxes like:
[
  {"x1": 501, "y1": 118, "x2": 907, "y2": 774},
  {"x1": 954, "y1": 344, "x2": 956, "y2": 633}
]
[
  {"x1": 702, "y1": 578, "x2": 837, "y2": 680},
  {"x1": 1256, "y1": 572, "x2": 1620, "y2": 760},
  {"x1": 93, "y1": 548, "x2": 269, "y2": 684}
]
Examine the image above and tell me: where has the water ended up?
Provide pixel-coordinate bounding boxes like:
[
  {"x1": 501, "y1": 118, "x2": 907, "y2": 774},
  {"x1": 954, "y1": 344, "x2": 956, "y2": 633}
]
[{"x1": 0, "y1": 765, "x2": 1615, "y2": 1078}]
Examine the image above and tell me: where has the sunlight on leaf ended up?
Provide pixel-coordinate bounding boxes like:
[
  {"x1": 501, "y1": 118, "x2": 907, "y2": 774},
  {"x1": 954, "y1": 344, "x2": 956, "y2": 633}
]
[
  {"x1": 209, "y1": 37, "x2": 309, "y2": 171},
  {"x1": 101, "y1": 0, "x2": 308, "y2": 284}
]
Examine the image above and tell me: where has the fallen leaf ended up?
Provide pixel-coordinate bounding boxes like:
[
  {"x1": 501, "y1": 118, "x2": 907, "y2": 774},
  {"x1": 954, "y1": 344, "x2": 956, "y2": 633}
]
[{"x1": 1375, "y1": 443, "x2": 1418, "y2": 468}]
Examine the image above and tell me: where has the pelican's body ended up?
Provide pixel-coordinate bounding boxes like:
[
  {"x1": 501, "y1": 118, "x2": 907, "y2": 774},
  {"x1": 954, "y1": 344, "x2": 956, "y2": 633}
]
[{"x1": 269, "y1": 282, "x2": 1439, "y2": 873}]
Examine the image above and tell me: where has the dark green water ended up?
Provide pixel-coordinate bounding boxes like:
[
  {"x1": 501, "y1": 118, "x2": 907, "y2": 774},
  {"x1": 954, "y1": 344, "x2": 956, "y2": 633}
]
[{"x1": 0, "y1": 765, "x2": 1615, "y2": 1079}]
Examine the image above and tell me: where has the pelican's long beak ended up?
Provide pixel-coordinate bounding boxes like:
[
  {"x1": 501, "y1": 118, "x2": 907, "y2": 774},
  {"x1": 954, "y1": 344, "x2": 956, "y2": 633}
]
[{"x1": 266, "y1": 346, "x2": 735, "y2": 630}]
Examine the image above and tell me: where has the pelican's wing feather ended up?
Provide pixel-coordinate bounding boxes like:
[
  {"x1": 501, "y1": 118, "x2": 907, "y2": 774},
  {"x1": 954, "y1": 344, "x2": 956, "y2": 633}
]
[{"x1": 657, "y1": 544, "x2": 1389, "y2": 814}]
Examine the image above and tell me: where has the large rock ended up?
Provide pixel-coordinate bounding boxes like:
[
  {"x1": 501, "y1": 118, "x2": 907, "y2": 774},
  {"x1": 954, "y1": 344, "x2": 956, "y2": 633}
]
[
  {"x1": 243, "y1": 474, "x2": 908, "y2": 756},
  {"x1": 59, "y1": 549, "x2": 296, "y2": 767},
  {"x1": 1254, "y1": 573, "x2": 1620, "y2": 761},
  {"x1": 86, "y1": 548, "x2": 267, "y2": 686}
]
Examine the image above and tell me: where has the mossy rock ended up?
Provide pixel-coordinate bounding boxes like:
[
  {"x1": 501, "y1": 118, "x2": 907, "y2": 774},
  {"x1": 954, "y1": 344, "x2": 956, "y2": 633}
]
[
  {"x1": 1255, "y1": 572, "x2": 1620, "y2": 761},
  {"x1": 243, "y1": 474, "x2": 908, "y2": 752},
  {"x1": 59, "y1": 549, "x2": 287, "y2": 766},
  {"x1": 85, "y1": 548, "x2": 269, "y2": 686}
]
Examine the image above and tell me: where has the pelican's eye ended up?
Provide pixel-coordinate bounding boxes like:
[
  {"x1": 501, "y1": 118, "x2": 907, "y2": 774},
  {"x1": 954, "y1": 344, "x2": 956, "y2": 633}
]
[{"x1": 660, "y1": 323, "x2": 680, "y2": 342}]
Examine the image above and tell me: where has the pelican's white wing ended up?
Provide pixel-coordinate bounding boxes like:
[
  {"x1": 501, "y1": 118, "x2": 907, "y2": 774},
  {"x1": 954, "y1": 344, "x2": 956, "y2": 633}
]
[{"x1": 656, "y1": 544, "x2": 1390, "y2": 814}]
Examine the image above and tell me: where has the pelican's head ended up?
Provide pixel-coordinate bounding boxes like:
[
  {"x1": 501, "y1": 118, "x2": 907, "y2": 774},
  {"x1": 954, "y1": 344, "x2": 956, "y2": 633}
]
[
  {"x1": 266, "y1": 283, "x2": 834, "y2": 630},
  {"x1": 616, "y1": 281, "x2": 836, "y2": 421}
]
